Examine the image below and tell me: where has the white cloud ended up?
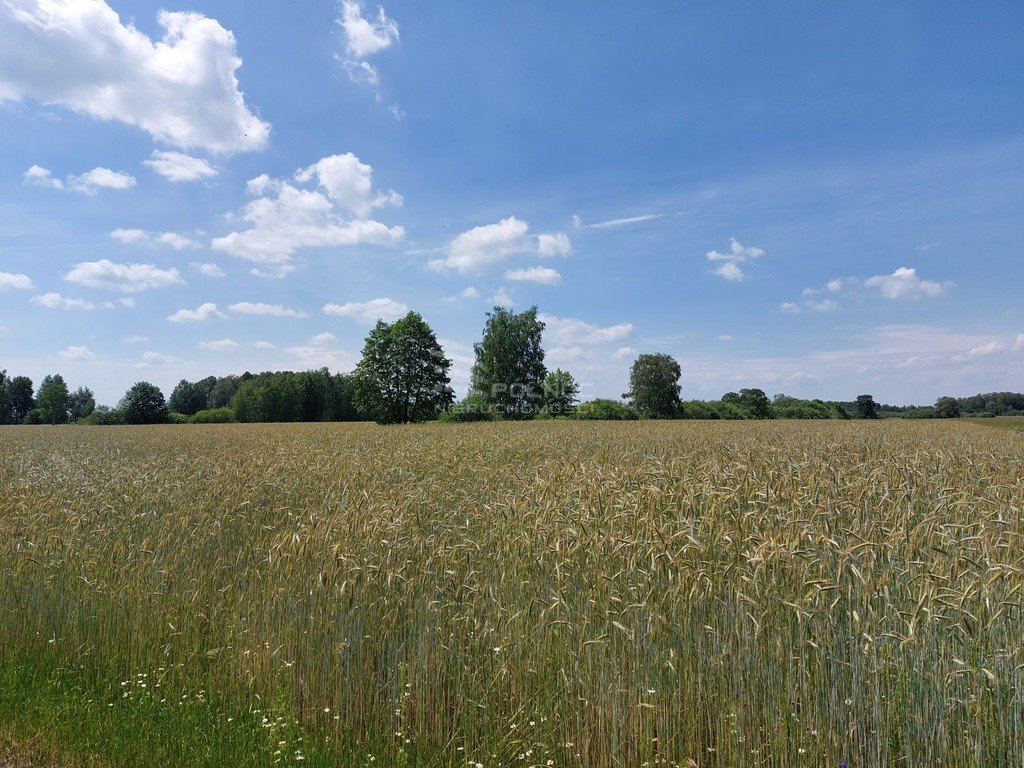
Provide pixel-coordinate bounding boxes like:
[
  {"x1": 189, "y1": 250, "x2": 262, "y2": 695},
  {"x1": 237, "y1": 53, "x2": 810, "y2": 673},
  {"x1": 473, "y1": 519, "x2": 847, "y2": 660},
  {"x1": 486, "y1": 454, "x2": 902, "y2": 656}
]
[
  {"x1": 342, "y1": 59, "x2": 379, "y2": 86},
  {"x1": 212, "y1": 156, "x2": 404, "y2": 273},
  {"x1": 58, "y1": 344, "x2": 95, "y2": 360},
  {"x1": 123, "y1": 334, "x2": 148, "y2": 343},
  {"x1": 68, "y1": 167, "x2": 135, "y2": 194},
  {"x1": 192, "y1": 262, "x2": 226, "y2": 278},
  {"x1": 504, "y1": 266, "x2": 561, "y2": 285},
  {"x1": 66, "y1": 259, "x2": 184, "y2": 292},
  {"x1": 143, "y1": 150, "x2": 218, "y2": 182},
  {"x1": 967, "y1": 341, "x2": 1001, "y2": 357},
  {"x1": 309, "y1": 332, "x2": 337, "y2": 345},
  {"x1": 0, "y1": 1, "x2": 269, "y2": 152},
  {"x1": 713, "y1": 262, "x2": 745, "y2": 282},
  {"x1": 488, "y1": 288, "x2": 514, "y2": 308},
  {"x1": 779, "y1": 302, "x2": 800, "y2": 313},
  {"x1": 0, "y1": 271, "x2": 34, "y2": 290},
  {"x1": 429, "y1": 216, "x2": 572, "y2": 273},
  {"x1": 706, "y1": 237, "x2": 764, "y2": 282},
  {"x1": 584, "y1": 213, "x2": 666, "y2": 229},
  {"x1": 540, "y1": 314, "x2": 633, "y2": 345},
  {"x1": 1015, "y1": 334, "x2": 1024, "y2": 352},
  {"x1": 442, "y1": 286, "x2": 480, "y2": 303},
  {"x1": 23, "y1": 164, "x2": 62, "y2": 188},
  {"x1": 706, "y1": 237, "x2": 765, "y2": 262},
  {"x1": 825, "y1": 279, "x2": 843, "y2": 293},
  {"x1": 339, "y1": 1, "x2": 399, "y2": 58},
  {"x1": 110, "y1": 229, "x2": 199, "y2": 249},
  {"x1": 229, "y1": 302, "x2": 308, "y2": 318},
  {"x1": 118, "y1": 297, "x2": 135, "y2": 308},
  {"x1": 250, "y1": 340, "x2": 275, "y2": 349},
  {"x1": 323, "y1": 297, "x2": 407, "y2": 323},
  {"x1": 31, "y1": 292, "x2": 94, "y2": 310},
  {"x1": 718, "y1": 335, "x2": 733, "y2": 341},
  {"x1": 865, "y1": 267, "x2": 950, "y2": 300},
  {"x1": 198, "y1": 338, "x2": 238, "y2": 351},
  {"x1": 167, "y1": 302, "x2": 225, "y2": 322},
  {"x1": 805, "y1": 299, "x2": 840, "y2": 312},
  {"x1": 294, "y1": 153, "x2": 402, "y2": 218},
  {"x1": 537, "y1": 232, "x2": 573, "y2": 257},
  {"x1": 26, "y1": 164, "x2": 135, "y2": 194},
  {"x1": 611, "y1": 346, "x2": 637, "y2": 360},
  {"x1": 547, "y1": 346, "x2": 593, "y2": 362}
]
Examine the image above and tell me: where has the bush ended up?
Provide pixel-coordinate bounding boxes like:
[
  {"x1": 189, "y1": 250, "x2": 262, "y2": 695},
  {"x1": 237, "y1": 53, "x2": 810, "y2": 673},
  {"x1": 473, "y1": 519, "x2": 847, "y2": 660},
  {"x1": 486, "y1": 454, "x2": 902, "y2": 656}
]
[
  {"x1": 574, "y1": 399, "x2": 638, "y2": 420},
  {"x1": 168, "y1": 412, "x2": 191, "y2": 424},
  {"x1": 23, "y1": 408, "x2": 44, "y2": 425},
  {"x1": 438, "y1": 394, "x2": 501, "y2": 423},
  {"x1": 191, "y1": 407, "x2": 237, "y2": 424},
  {"x1": 77, "y1": 407, "x2": 125, "y2": 426}
]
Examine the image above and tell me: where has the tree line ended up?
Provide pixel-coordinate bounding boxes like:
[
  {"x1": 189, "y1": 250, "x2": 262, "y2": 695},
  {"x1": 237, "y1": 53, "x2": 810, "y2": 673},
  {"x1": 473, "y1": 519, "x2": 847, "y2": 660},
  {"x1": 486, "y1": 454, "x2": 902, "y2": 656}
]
[{"x1": 2, "y1": 306, "x2": 1020, "y2": 425}]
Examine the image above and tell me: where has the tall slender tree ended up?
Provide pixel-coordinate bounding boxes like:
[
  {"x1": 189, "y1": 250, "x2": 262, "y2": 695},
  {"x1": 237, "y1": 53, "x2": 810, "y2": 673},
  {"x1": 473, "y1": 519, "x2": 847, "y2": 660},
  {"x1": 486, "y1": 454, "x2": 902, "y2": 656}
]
[
  {"x1": 470, "y1": 306, "x2": 546, "y2": 419},
  {"x1": 36, "y1": 374, "x2": 70, "y2": 424}
]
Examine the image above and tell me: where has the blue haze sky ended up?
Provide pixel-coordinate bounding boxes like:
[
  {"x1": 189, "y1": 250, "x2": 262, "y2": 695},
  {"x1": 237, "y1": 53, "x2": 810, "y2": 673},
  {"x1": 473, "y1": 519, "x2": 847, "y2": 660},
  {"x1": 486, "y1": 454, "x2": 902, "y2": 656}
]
[{"x1": 1, "y1": 0, "x2": 1022, "y2": 405}]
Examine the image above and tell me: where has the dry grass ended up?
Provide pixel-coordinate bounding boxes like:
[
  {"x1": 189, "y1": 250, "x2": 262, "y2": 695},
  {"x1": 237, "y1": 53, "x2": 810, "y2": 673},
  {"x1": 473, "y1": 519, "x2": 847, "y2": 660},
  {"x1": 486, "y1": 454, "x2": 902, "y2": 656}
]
[{"x1": 1, "y1": 420, "x2": 1022, "y2": 766}]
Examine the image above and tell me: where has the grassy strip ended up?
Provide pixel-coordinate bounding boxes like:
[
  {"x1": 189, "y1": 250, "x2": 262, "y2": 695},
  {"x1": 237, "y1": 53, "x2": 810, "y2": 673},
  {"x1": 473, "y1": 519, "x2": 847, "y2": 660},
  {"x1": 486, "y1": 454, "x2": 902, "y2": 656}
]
[{"x1": 0, "y1": 652, "x2": 357, "y2": 768}]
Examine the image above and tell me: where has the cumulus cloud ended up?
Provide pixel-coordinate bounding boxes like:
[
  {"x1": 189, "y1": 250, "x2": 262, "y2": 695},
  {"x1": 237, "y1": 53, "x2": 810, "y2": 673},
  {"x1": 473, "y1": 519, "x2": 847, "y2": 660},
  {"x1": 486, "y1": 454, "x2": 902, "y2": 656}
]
[
  {"x1": 59, "y1": 344, "x2": 94, "y2": 360},
  {"x1": 140, "y1": 350, "x2": 184, "y2": 366},
  {"x1": 229, "y1": 302, "x2": 308, "y2": 318},
  {"x1": 706, "y1": 237, "x2": 764, "y2": 282},
  {"x1": 488, "y1": 287, "x2": 515, "y2": 308},
  {"x1": 443, "y1": 286, "x2": 480, "y2": 302},
  {"x1": 323, "y1": 297, "x2": 407, "y2": 323},
  {"x1": 0, "y1": 0, "x2": 269, "y2": 152},
  {"x1": 167, "y1": 302, "x2": 225, "y2": 322},
  {"x1": 504, "y1": 266, "x2": 561, "y2": 285},
  {"x1": 0, "y1": 271, "x2": 34, "y2": 290},
  {"x1": 611, "y1": 346, "x2": 637, "y2": 360},
  {"x1": 211, "y1": 154, "x2": 404, "y2": 274},
  {"x1": 198, "y1": 338, "x2": 238, "y2": 351},
  {"x1": 192, "y1": 262, "x2": 226, "y2": 278},
  {"x1": 250, "y1": 340, "x2": 275, "y2": 349},
  {"x1": 65, "y1": 259, "x2": 184, "y2": 292},
  {"x1": 781, "y1": 298, "x2": 840, "y2": 314},
  {"x1": 865, "y1": 267, "x2": 951, "y2": 300},
  {"x1": 1016, "y1": 334, "x2": 1024, "y2": 352},
  {"x1": 31, "y1": 292, "x2": 94, "y2": 310},
  {"x1": 713, "y1": 262, "x2": 745, "y2": 282},
  {"x1": 123, "y1": 334, "x2": 148, "y2": 343},
  {"x1": 429, "y1": 216, "x2": 572, "y2": 273},
  {"x1": 309, "y1": 332, "x2": 337, "y2": 345},
  {"x1": 143, "y1": 150, "x2": 219, "y2": 182},
  {"x1": 110, "y1": 229, "x2": 199, "y2": 249},
  {"x1": 339, "y1": 0, "x2": 399, "y2": 58},
  {"x1": 25, "y1": 164, "x2": 135, "y2": 193},
  {"x1": 539, "y1": 314, "x2": 633, "y2": 345}
]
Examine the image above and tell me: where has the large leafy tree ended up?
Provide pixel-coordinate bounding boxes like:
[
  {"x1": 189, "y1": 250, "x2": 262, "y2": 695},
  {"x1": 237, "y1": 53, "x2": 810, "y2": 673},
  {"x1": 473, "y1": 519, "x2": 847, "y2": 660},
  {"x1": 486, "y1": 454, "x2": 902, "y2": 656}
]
[
  {"x1": 355, "y1": 312, "x2": 453, "y2": 424},
  {"x1": 855, "y1": 394, "x2": 879, "y2": 419},
  {"x1": 543, "y1": 368, "x2": 579, "y2": 416},
  {"x1": 470, "y1": 306, "x2": 546, "y2": 419},
  {"x1": 169, "y1": 379, "x2": 210, "y2": 416},
  {"x1": 624, "y1": 353, "x2": 681, "y2": 418},
  {"x1": 36, "y1": 374, "x2": 71, "y2": 424},
  {"x1": 7, "y1": 375, "x2": 35, "y2": 424},
  {"x1": 119, "y1": 381, "x2": 169, "y2": 424},
  {"x1": 68, "y1": 386, "x2": 96, "y2": 421}
]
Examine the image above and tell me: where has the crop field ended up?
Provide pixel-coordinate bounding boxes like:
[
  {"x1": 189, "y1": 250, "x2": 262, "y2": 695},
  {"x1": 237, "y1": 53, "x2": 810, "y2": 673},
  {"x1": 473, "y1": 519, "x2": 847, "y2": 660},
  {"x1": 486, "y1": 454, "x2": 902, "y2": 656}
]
[{"x1": 1, "y1": 421, "x2": 1023, "y2": 767}]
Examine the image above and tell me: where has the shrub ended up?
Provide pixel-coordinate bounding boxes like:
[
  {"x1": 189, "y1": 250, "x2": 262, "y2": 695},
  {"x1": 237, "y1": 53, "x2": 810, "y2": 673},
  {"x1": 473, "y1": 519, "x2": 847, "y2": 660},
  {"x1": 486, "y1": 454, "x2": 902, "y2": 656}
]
[
  {"x1": 191, "y1": 407, "x2": 237, "y2": 424},
  {"x1": 574, "y1": 399, "x2": 638, "y2": 420}
]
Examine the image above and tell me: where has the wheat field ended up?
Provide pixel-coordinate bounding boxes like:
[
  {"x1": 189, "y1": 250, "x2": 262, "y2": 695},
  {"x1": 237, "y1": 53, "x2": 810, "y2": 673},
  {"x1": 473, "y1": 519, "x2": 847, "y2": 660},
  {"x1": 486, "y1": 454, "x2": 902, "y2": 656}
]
[{"x1": 1, "y1": 421, "x2": 1022, "y2": 767}]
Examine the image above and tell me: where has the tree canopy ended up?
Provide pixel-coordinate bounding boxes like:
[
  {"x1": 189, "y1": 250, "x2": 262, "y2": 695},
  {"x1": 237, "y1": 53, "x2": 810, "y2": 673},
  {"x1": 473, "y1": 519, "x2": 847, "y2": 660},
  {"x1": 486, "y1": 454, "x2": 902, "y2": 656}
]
[
  {"x1": 625, "y1": 353, "x2": 681, "y2": 418},
  {"x1": 470, "y1": 306, "x2": 546, "y2": 419}
]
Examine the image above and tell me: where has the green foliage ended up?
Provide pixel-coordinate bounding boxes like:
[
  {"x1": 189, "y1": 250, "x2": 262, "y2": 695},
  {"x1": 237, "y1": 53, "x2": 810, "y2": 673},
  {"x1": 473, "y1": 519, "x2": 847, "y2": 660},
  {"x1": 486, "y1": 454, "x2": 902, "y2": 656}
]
[
  {"x1": 470, "y1": 306, "x2": 546, "y2": 419},
  {"x1": 354, "y1": 312, "x2": 453, "y2": 424},
  {"x1": 438, "y1": 393, "x2": 501, "y2": 422},
  {"x1": 36, "y1": 374, "x2": 71, "y2": 424},
  {"x1": 855, "y1": 394, "x2": 880, "y2": 419},
  {"x1": 934, "y1": 396, "x2": 962, "y2": 418},
  {"x1": 6, "y1": 376, "x2": 35, "y2": 424},
  {"x1": 542, "y1": 368, "x2": 579, "y2": 416},
  {"x1": 68, "y1": 386, "x2": 96, "y2": 421},
  {"x1": 77, "y1": 406, "x2": 125, "y2": 426},
  {"x1": 230, "y1": 369, "x2": 358, "y2": 423},
  {"x1": 574, "y1": 398, "x2": 638, "y2": 420},
  {"x1": 190, "y1": 407, "x2": 237, "y2": 424},
  {"x1": 624, "y1": 354, "x2": 681, "y2": 418},
  {"x1": 119, "y1": 382, "x2": 169, "y2": 425},
  {"x1": 169, "y1": 378, "x2": 217, "y2": 416}
]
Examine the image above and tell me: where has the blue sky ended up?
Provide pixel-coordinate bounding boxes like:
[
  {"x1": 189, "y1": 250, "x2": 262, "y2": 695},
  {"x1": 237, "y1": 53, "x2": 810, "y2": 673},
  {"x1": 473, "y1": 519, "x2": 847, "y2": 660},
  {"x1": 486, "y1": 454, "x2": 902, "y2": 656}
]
[{"x1": 1, "y1": 0, "x2": 1022, "y2": 405}]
